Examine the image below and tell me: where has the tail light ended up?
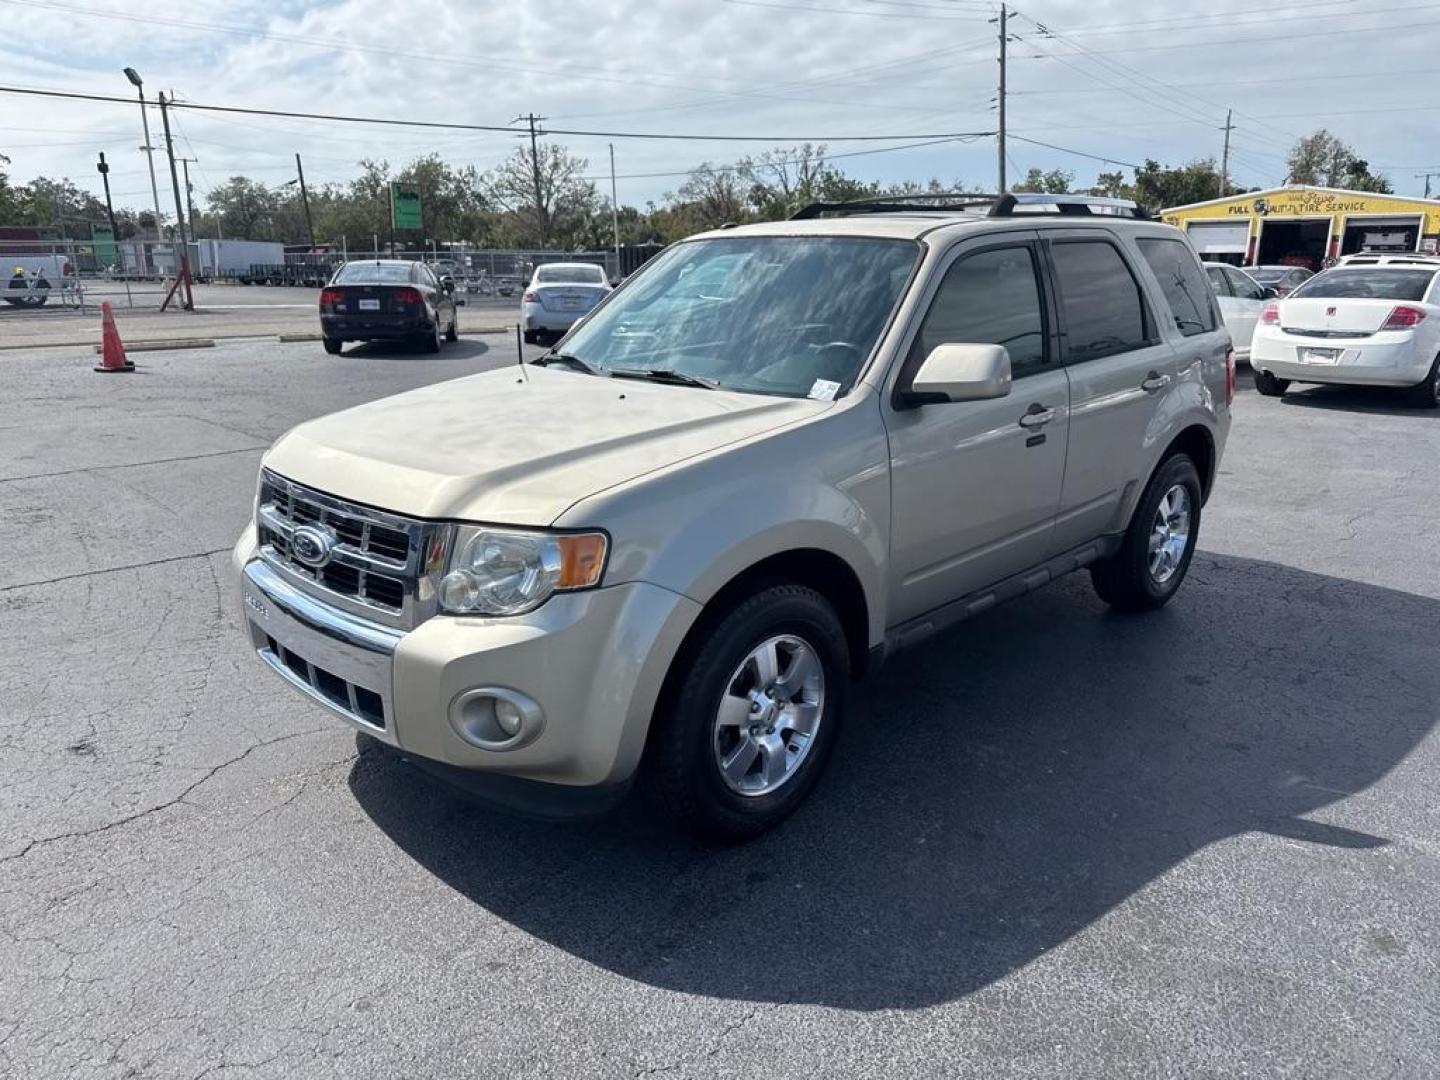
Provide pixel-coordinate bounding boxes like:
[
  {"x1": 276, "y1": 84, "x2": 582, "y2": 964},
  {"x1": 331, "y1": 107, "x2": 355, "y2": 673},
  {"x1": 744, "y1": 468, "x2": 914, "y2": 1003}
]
[
  {"x1": 1382, "y1": 305, "x2": 1426, "y2": 330},
  {"x1": 1224, "y1": 345, "x2": 1236, "y2": 408},
  {"x1": 392, "y1": 287, "x2": 423, "y2": 305},
  {"x1": 523, "y1": 291, "x2": 539, "y2": 303},
  {"x1": 319, "y1": 288, "x2": 343, "y2": 307},
  {"x1": 1260, "y1": 302, "x2": 1280, "y2": 325}
]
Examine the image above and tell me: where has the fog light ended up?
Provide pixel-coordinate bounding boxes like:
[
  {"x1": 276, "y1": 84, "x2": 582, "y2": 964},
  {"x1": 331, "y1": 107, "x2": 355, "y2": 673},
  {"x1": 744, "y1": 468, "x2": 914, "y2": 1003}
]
[
  {"x1": 494, "y1": 698, "x2": 524, "y2": 737},
  {"x1": 448, "y1": 687, "x2": 544, "y2": 750}
]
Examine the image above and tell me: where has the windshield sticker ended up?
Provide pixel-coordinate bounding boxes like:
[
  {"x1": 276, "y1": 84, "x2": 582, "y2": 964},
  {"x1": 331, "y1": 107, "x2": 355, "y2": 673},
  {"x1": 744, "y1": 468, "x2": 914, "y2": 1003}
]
[{"x1": 808, "y1": 379, "x2": 841, "y2": 401}]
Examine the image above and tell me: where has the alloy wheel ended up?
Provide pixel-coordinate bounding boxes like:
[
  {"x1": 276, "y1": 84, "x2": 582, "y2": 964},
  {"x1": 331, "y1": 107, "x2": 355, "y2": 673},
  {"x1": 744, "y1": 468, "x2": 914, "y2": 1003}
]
[
  {"x1": 1148, "y1": 484, "x2": 1192, "y2": 584},
  {"x1": 712, "y1": 634, "x2": 825, "y2": 797}
]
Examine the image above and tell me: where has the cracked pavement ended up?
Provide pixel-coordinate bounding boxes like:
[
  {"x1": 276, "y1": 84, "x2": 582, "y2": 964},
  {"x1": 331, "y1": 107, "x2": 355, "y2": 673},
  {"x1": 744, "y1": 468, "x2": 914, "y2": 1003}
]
[{"x1": 1, "y1": 341, "x2": 1438, "y2": 1079}]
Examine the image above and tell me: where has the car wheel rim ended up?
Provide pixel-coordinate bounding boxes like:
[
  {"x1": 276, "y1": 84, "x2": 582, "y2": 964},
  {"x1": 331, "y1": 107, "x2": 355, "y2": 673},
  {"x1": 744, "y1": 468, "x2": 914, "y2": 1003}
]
[
  {"x1": 1148, "y1": 484, "x2": 1192, "y2": 585},
  {"x1": 712, "y1": 634, "x2": 825, "y2": 797}
]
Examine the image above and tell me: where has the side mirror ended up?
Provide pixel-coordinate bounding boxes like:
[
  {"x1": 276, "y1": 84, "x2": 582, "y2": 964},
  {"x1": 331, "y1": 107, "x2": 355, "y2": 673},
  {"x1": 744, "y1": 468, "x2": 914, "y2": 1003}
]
[
  {"x1": 440, "y1": 277, "x2": 455, "y2": 293},
  {"x1": 902, "y1": 343, "x2": 1012, "y2": 406},
  {"x1": 1260, "y1": 286, "x2": 1279, "y2": 300}
]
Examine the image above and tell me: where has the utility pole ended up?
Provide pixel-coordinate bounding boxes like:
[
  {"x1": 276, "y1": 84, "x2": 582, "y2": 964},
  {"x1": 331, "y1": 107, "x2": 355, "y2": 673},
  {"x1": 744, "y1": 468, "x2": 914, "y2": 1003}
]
[
  {"x1": 178, "y1": 157, "x2": 198, "y2": 234},
  {"x1": 515, "y1": 113, "x2": 548, "y2": 248},
  {"x1": 156, "y1": 92, "x2": 194, "y2": 311},
  {"x1": 609, "y1": 143, "x2": 620, "y2": 278},
  {"x1": 295, "y1": 153, "x2": 316, "y2": 250},
  {"x1": 1219, "y1": 110, "x2": 1234, "y2": 198},
  {"x1": 1417, "y1": 171, "x2": 1440, "y2": 199},
  {"x1": 996, "y1": 3, "x2": 1007, "y2": 193}
]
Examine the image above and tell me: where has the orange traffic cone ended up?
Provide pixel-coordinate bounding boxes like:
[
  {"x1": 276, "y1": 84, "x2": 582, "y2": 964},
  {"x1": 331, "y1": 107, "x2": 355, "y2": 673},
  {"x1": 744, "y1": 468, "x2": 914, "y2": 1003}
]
[{"x1": 94, "y1": 300, "x2": 134, "y2": 373}]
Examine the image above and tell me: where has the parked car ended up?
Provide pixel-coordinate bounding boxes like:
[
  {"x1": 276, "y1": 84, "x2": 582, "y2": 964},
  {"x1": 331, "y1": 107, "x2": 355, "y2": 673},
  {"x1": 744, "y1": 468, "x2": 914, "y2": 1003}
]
[
  {"x1": 1250, "y1": 256, "x2": 1440, "y2": 407},
  {"x1": 1245, "y1": 264, "x2": 1312, "y2": 297},
  {"x1": 1205, "y1": 262, "x2": 1272, "y2": 361},
  {"x1": 318, "y1": 260, "x2": 458, "y2": 355},
  {"x1": 235, "y1": 193, "x2": 1231, "y2": 840},
  {"x1": 521, "y1": 262, "x2": 611, "y2": 343}
]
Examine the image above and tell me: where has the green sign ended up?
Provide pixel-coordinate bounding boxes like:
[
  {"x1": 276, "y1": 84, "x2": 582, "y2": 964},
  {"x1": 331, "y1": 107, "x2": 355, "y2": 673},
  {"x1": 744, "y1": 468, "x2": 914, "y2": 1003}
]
[
  {"x1": 390, "y1": 182, "x2": 422, "y2": 230},
  {"x1": 90, "y1": 223, "x2": 118, "y2": 266}
]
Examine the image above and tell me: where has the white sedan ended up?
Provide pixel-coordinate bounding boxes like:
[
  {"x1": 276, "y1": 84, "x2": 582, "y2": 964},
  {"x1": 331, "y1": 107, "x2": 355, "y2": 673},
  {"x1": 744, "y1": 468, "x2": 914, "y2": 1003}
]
[
  {"x1": 1249, "y1": 256, "x2": 1440, "y2": 408},
  {"x1": 521, "y1": 262, "x2": 612, "y2": 344},
  {"x1": 1204, "y1": 262, "x2": 1271, "y2": 362}
]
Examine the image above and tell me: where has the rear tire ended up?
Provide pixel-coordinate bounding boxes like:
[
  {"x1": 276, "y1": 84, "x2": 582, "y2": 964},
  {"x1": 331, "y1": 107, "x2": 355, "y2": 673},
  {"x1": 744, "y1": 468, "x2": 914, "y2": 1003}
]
[
  {"x1": 1254, "y1": 369, "x2": 1289, "y2": 397},
  {"x1": 421, "y1": 321, "x2": 442, "y2": 353},
  {"x1": 643, "y1": 584, "x2": 849, "y2": 843},
  {"x1": 1091, "y1": 454, "x2": 1203, "y2": 613},
  {"x1": 522, "y1": 329, "x2": 538, "y2": 345},
  {"x1": 322, "y1": 337, "x2": 342, "y2": 355},
  {"x1": 1402, "y1": 354, "x2": 1440, "y2": 409}
]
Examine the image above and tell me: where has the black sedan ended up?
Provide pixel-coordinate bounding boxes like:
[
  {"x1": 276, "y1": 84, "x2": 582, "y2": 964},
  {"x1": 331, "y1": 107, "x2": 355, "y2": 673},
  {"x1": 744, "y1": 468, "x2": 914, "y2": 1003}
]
[{"x1": 319, "y1": 260, "x2": 458, "y2": 354}]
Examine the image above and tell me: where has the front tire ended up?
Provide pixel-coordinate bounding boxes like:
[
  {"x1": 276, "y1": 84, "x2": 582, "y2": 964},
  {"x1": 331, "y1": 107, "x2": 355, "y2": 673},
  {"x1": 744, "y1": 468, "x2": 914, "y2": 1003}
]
[
  {"x1": 1091, "y1": 454, "x2": 1203, "y2": 612},
  {"x1": 645, "y1": 584, "x2": 849, "y2": 843},
  {"x1": 445, "y1": 314, "x2": 459, "y2": 342},
  {"x1": 1254, "y1": 368, "x2": 1289, "y2": 397},
  {"x1": 1402, "y1": 354, "x2": 1440, "y2": 409}
]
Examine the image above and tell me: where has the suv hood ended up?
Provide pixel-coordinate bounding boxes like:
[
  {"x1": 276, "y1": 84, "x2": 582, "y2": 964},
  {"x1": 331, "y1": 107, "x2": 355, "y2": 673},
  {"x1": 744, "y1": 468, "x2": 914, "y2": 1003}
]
[{"x1": 263, "y1": 366, "x2": 829, "y2": 525}]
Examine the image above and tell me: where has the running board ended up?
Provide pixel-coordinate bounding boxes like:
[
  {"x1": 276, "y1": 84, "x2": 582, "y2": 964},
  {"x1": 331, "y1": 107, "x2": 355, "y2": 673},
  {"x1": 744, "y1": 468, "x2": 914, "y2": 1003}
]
[{"x1": 883, "y1": 536, "x2": 1122, "y2": 658}]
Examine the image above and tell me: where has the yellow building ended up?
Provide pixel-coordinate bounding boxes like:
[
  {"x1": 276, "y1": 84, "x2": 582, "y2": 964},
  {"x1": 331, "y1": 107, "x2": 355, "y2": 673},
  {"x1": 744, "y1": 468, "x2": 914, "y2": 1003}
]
[{"x1": 1161, "y1": 186, "x2": 1440, "y2": 271}]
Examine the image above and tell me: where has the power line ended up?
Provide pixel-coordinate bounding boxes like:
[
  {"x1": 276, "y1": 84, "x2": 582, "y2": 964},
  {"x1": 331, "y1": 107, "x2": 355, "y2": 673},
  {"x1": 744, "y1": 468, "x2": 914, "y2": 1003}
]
[
  {"x1": 1007, "y1": 135, "x2": 1139, "y2": 169},
  {"x1": 1012, "y1": 14, "x2": 1440, "y2": 58},
  {"x1": 0, "y1": 85, "x2": 993, "y2": 144}
]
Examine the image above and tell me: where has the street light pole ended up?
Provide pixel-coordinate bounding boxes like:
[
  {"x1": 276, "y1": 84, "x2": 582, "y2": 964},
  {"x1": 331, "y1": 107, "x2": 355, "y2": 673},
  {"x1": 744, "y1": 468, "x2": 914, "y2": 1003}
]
[{"x1": 123, "y1": 68, "x2": 165, "y2": 274}]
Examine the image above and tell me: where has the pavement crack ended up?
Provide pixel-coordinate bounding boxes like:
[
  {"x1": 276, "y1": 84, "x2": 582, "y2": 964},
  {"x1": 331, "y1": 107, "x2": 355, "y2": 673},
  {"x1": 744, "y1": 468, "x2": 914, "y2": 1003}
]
[
  {"x1": 0, "y1": 547, "x2": 233, "y2": 593},
  {"x1": 0, "y1": 727, "x2": 328, "y2": 867},
  {"x1": 0, "y1": 445, "x2": 267, "y2": 485}
]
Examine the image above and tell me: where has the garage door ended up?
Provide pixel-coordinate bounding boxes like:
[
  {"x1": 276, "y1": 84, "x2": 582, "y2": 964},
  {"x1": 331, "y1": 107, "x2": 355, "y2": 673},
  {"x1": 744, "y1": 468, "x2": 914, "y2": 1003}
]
[{"x1": 1186, "y1": 221, "x2": 1251, "y2": 255}]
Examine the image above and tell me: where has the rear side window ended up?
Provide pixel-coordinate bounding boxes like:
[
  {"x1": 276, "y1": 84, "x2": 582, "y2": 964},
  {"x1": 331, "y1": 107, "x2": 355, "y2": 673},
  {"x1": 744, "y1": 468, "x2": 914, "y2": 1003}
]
[
  {"x1": 1292, "y1": 268, "x2": 1437, "y2": 301},
  {"x1": 1051, "y1": 240, "x2": 1154, "y2": 360},
  {"x1": 1205, "y1": 265, "x2": 1232, "y2": 297},
  {"x1": 909, "y1": 245, "x2": 1049, "y2": 378},
  {"x1": 1138, "y1": 239, "x2": 1218, "y2": 338}
]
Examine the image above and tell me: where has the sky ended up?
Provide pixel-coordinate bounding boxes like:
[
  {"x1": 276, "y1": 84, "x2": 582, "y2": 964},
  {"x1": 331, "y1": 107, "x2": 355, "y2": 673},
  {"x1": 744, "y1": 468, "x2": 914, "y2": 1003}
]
[{"x1": 2, "y1": 0, "x2": 1439, "y2": 221}]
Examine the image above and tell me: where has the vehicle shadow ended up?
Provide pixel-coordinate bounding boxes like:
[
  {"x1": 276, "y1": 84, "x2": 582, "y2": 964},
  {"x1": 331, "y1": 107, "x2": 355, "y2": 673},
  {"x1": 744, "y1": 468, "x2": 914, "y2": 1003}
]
[
  {"x1": 1279, "y1": 383, "x2": 1436, "y2": 417},
  {"x1": 341, "y1": 339, "x2": 492, "y2": 362},
  {"x1": 348, "y1": 553, "x2": 1438, "y2": 1010}
]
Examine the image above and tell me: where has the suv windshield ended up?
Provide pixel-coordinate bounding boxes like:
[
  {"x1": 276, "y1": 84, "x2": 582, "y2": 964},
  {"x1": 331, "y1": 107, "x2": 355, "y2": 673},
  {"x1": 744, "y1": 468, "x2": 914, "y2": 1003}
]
[
  {"x1": 335, "y1": 263, "x2": 412, "y2": 284},
  {"x1": 1292, "y1": 268, "x2": 1437, "y2": 301},
  {"x1": 536, "y1": 265, "x2": 604, "y2": 284},
  {"x1": 558, "y1": 235, "x2": 919, "y2": 398}
]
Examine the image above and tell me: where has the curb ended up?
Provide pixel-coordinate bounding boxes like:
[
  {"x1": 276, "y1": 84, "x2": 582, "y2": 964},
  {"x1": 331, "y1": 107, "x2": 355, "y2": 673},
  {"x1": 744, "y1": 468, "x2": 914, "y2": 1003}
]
[{"x1": 92, "y1": 338, "x2": 216, "y2": 353}]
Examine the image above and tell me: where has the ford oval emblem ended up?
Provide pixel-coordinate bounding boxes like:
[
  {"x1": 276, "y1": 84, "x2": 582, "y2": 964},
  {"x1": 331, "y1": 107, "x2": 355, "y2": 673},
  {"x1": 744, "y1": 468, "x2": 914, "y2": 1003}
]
[{"x1": 291, "y1": 524, "x2": 335, "y2": 568}]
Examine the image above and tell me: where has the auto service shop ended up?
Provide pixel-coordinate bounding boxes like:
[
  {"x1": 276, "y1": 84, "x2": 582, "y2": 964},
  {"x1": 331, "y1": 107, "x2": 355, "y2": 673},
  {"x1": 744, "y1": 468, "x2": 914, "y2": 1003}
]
[{"x1": 1161, "y1": 185, "x2": 1440, "y2": 271}]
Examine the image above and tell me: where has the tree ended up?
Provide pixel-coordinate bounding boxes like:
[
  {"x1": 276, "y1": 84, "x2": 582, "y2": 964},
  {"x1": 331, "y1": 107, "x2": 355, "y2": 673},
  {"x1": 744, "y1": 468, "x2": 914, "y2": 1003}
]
[
  {"x1": 1286, "y1": 130, "x2": 1391, "y2": 192},
  {"x1": 205, "y1": 176, "x2": 279, "y2": 240},
  {"x1": 738, "y1": 143, "x2": 829, "y2": 218},
  {"x1": 1012, "y1": 168, "x2": 1074, "y2": 194},
  {"x1": 669, "y1": 163, "x2": 748, "y2": 232},
  {"x1": 485, "y1": 143, "x2": 597, "y2": 249},
  {"x1": 1131, "y1": 158, "x2": 1232, "y2": 209},
  {"x1": 1089, "y1": 169, "x2": 1134, "y2": 199}
]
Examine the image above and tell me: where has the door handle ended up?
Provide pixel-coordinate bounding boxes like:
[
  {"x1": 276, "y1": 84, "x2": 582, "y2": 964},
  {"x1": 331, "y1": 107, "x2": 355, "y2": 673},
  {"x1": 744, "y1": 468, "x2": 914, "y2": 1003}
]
[
  {"x1": 1018, "y1": 404, "x2": 1056, "y2": 429},
  {"x1": 1141, "y1": 371, "x2": 1172, "y2": 393}
]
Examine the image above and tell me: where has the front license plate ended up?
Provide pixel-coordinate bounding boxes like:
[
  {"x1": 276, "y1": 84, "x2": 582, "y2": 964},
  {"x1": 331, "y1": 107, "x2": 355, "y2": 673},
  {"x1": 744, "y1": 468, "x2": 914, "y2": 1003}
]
[
  {"x1": 1300, "y1": 347, "x2": 1339, "y2": 364},
  {"x1": 358, "y1": 298, "x2": 381, "y2": 311}
]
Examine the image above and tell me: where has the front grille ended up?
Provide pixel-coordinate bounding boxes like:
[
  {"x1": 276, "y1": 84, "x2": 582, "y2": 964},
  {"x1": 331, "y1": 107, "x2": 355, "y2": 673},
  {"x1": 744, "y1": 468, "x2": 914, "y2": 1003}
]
[
  {"x1": 256, "y1": 470, "x2": 445, "y2": 628},
  {"x1": 265, "y1": 632, "x2": 386, "y2": 728}
]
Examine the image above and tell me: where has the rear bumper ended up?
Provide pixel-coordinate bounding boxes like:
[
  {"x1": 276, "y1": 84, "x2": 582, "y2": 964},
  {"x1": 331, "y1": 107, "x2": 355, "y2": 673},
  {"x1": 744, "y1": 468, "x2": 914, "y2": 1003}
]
[
  {"x1": 1251, "y1": 328, "x2": 1432, "y2": 387},
  {"x1": 321, "y1": 314, "x2": 433, "y2": 340},
  {"x1": 521, "y1": 303, "x2": 589, "y2": 332}
]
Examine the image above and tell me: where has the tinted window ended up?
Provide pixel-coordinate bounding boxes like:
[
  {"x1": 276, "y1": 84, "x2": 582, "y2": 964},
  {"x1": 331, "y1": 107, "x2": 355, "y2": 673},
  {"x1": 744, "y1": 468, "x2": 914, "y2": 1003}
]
[
  {"x1": 1205, "y1": 265, "x2": 1232, "y2": 297},
  {"x1": 334, "y1": 263, "x2": 413, "y2": 284},
  {"x1": 909, "y1": 246, "x2": 1048, "y2": 379},
  {"x1": 1054, "y1": 241, "x2": 1153, "y2": 358},
  {"x1": 1226, "y1": 267, "x2": 1264, "y2": 301},
  {"x1": 1292, "y1": 268, "x2": 1438, "y2": 301},
  {"x1": 537, "y1": 264, "x2": 605, "y2": 284}
]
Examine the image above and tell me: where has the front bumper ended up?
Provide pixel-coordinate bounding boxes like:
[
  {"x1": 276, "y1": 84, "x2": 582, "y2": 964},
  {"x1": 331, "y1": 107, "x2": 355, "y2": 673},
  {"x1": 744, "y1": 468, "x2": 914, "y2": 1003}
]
[
  {"x1": 1251, "y1": 327, "x2": 1432, "y2": 387},
  {"x1": 233, "y1": 526, "x2": 701, "y2": 801}
]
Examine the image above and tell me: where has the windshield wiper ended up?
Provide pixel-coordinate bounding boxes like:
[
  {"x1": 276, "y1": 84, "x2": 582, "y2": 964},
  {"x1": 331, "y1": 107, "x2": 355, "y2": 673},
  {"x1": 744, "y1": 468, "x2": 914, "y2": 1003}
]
[
  {"x1": 609, "y1": 367, "x2": 719, "y2": 390},
  {"x1": 532, "y1": 351, "x2": 601, "y2": 376}
]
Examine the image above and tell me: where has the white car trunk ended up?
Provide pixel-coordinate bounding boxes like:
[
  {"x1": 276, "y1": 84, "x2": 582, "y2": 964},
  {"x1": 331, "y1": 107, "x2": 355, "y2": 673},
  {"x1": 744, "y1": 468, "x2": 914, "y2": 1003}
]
[{"x1": 1279, "y1": 298, "x2": 1408, "y2": 335}]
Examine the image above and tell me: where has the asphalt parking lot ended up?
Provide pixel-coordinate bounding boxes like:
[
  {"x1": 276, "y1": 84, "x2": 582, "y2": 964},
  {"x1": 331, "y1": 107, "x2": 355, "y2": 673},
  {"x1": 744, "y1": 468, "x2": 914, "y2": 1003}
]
[{"x1": 1, "y1": 337, "x2": 1437, "y2": 1078}]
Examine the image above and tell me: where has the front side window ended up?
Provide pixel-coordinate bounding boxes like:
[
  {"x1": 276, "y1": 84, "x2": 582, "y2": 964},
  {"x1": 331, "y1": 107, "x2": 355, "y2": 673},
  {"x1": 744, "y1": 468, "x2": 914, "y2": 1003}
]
[
  {"x1": 1226, "y1": 267, "x2": 1264, "y2": 301},
  {"x1": 558, "y1": 236, "x2": 919, "y2": 398},
  {"x1": 1052, "y1": 240, "x2": 1153, "y2": 360},
  {"x1": 907, "y1": 245, "x2": 1048, "y2": 379}
]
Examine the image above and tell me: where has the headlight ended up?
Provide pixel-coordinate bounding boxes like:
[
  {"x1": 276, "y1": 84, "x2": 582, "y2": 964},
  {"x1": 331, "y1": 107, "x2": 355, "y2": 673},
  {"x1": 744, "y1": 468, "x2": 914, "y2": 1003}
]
[{"x1": 438, "y1": 527, "x2": 607, "y2": 616}]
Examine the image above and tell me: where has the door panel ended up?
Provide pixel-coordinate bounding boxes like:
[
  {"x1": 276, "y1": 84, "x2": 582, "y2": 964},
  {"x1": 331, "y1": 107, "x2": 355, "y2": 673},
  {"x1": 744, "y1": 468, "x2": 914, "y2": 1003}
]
[
  {"x1": 1047, "y1": 233, "x2": 1182, "y2": 551},
  {"x1": 884, "y1": 235, "x2": 1068, "y2": 625}
]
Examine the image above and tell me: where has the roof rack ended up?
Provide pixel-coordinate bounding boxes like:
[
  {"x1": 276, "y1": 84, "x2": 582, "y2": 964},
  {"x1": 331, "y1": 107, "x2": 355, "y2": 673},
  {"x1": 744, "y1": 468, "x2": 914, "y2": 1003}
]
[
  {"x1": 789, "y1": 191, "x2": 1150, "y2": 221},
  {"x1": 988, "y1": 193, "x2": 1150, "y2": 219},
  {"x1": 790, "y1": 193, "x2": 1001, "y2": 220}
]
